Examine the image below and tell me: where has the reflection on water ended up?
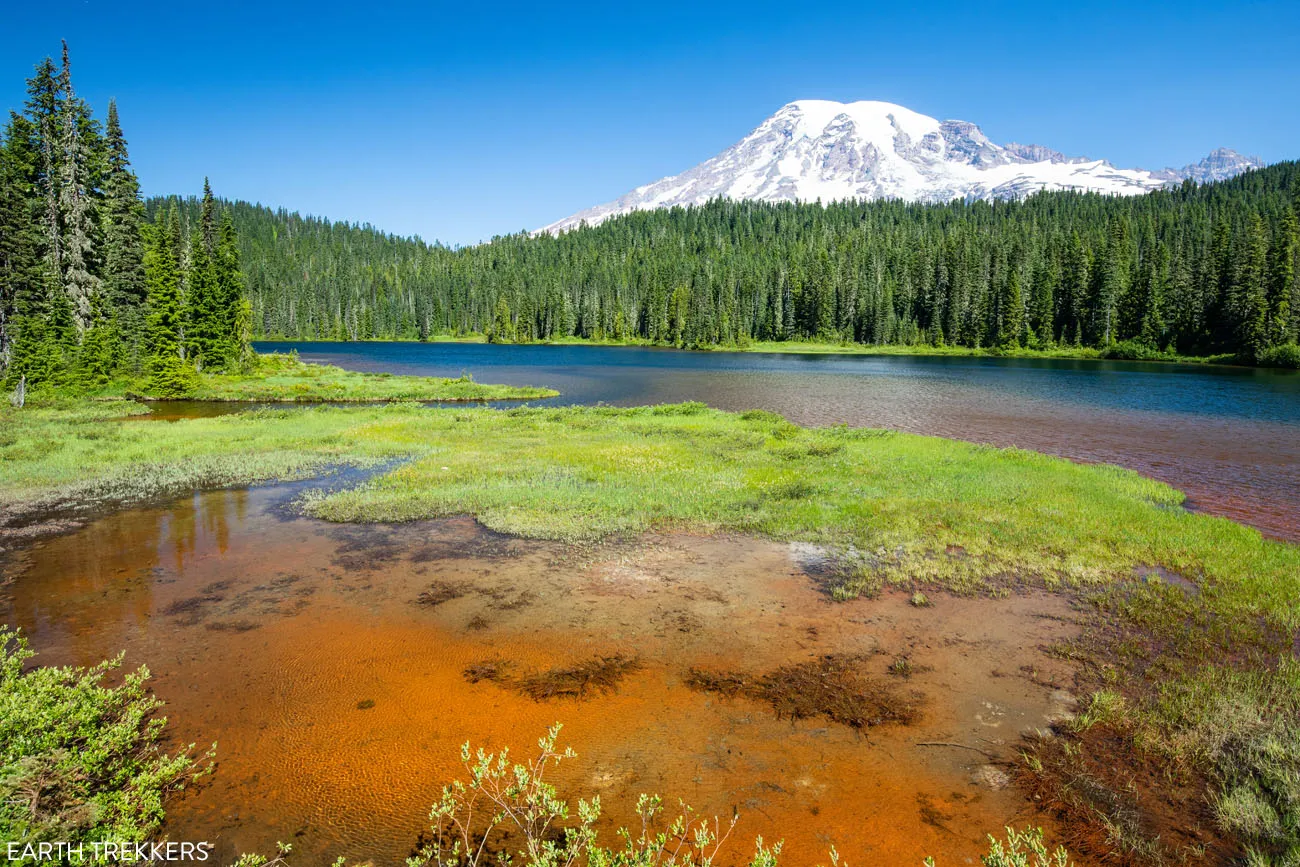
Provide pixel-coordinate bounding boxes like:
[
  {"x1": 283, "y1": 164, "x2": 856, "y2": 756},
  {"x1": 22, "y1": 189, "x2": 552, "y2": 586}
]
[
  {"x1": 255, "y1": 342, "x2": 1300, "y2": 542},
  {"x1": 2, "y1": 483, "x2": 1084, "y2": 866}
]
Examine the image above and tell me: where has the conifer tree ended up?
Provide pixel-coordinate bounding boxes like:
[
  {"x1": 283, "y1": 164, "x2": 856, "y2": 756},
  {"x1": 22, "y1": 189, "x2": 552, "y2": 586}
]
[
  {"x1": 2, "y1": 45, "x2": 250, "y2": 393},
  {"x1": 26, "y1": 58, "x2": 61, "y2": 289},
  {"x1": 1140, "y1": 244, "x2": 1169, "y2": 348},
  {"x1": 214, "y1": 211, "x2": 249, "y2": 368},
  {"x1": 200, "y1": 177, "x2": 216, "y2": 257},
  {"x1": 1267, "y1": 209, "x2": 1297, "y2": 347},
  {"x1": 55, "y1": 41, "x2": 100, "y2": 333},
  {"x1": 1028, "y1": 258, "x2": 1055, "y2": 346},
  {"x1": 997, "y1": 269, "x2": 1024, "y2": 348},
  {"x1": 143, "y1": 212, "x2": 182, "y2": 361},
  {"x1": 184, "y1": 228, "x2": 220, "y2": 369},
  {"x1": 1237, "y1": 215, "x2": 1270, "y2": 360},
  {"x1": 486, "y1": 296, "x2": 515, "y2": 343},
  {"x1": 0, "y1": 114, "x2": 44, "y2": 373},
  {"x1": 101, "y1": 100, "x2": 145, "y2": 309}
]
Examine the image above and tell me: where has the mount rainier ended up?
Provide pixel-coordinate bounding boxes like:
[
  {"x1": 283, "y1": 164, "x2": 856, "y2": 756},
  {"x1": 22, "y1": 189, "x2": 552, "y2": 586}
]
[{"x1": 541, "y1": 100, "x2": 1262, "y2": 233}]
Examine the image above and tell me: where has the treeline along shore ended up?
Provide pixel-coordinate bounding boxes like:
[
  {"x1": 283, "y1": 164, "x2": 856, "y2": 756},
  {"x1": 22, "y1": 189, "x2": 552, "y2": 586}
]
[{"x1": 148, "y1": 163, "x2": 1300, "y2": 368}]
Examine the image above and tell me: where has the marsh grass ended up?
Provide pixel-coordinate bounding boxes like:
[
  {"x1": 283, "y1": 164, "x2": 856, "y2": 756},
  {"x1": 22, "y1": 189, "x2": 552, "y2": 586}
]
[
  {"x1": 30, "y1": 352, "x2": 558, "y2": 404},
  {"x1": 174, "y1": 353, "x2": 558, "y2": 402}
]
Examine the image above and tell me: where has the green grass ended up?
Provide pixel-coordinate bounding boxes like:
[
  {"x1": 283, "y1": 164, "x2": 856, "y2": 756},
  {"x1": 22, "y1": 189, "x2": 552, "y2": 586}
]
[
  {"x1": 3, "y1": 400, "x2": 1295, "y2": 625},
  {"x1": 34, "y1": 352, "x2": 559, "y2": 403}
]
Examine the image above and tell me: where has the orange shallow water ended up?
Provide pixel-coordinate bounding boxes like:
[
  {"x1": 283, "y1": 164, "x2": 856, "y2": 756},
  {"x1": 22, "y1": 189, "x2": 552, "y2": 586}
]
[{"x1": 1, "y1": 484, "x2": 1085, "y2": 865}]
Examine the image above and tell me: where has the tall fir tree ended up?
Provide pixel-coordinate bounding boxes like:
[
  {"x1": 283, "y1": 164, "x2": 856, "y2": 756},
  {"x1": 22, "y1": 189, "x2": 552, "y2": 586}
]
[
  {"x1": 1236, "y1": 215, "x2": 1270, "y2": 360},
  {"x1": 101, "y1": 100, "x2": 145, "y2": 308},
  {"x1": 199, "y1": 177, "x2": 216, "y2": 257},
  {"x1": 1266, "y1": 209, "x2": 1297, "y2": 348},
  {"x1": 55, "y1": 41, "x2": 100, "y2": 333},
  {"x1": 214, "y1": 211, "x2": 249, "y2": 368},
  {"x1": 184, "y1": 227, "x2": 220, "y2": 369},
  {"x1": 143, "y1": 210, "x2": 183, "y2": 362}
]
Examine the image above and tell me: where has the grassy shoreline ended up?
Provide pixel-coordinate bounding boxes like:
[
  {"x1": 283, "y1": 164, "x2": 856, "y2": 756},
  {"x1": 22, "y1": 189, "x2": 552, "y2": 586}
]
[
  {"x1": 28, "y1": 352, "x2": 560, "y2": 404},
  {"x1": 255, "y1": 333, "x2": 1266, "y2": 367},
  {"x1": 2, "y1": 399, "x2": 1297, "y2": 863}
]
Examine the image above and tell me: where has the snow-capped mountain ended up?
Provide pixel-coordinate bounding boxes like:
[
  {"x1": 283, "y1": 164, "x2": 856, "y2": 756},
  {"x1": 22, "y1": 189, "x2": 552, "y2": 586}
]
[{"x1": 541, "y1": 100, "x2": 1262, "y2": 233}]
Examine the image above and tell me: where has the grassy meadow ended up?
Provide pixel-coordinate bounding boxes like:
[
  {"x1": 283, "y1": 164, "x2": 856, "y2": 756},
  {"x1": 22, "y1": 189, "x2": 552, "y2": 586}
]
[{"x1": 35, "y1": 352, "x2": 559, "y2": 403}]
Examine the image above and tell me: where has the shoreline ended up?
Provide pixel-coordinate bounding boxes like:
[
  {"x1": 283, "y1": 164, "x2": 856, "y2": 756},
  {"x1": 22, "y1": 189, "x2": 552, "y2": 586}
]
[{"x1": 253, "y1": 334, "x2": 1272, "y2": 369}]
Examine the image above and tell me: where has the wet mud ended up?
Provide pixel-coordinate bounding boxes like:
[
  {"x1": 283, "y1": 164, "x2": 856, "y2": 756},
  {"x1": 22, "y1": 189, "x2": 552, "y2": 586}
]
[{"x1": 0, "y1": 483, "x2": 1089, "y2": 865}]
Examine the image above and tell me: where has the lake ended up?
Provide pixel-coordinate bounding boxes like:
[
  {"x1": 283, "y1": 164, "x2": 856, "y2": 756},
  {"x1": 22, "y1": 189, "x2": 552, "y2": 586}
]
[{"x1": 257, "y1": 341, "x2": 1300, "y2": 542}]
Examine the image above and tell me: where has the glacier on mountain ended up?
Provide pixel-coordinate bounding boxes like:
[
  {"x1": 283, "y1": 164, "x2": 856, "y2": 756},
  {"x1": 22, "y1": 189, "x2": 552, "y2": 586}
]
[{"x1": 541, "y1": 100, "x2": 1262, "y2": 234}]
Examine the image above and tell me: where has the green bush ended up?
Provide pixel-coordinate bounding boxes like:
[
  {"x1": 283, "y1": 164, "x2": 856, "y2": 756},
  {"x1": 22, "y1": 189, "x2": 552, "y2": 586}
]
[
  {"x1": 0, "y1": 628, "x2": 212, "y2": 851},
  {"x1": 408, "y1": 724, "x2": 782, "y2": 867},
  {"x1": 926, "y1": 827, "x2": 1071, "y2": 867},
  {"x1": 1098, "y1": 340, "x2": 1171, "y2": 362},
  {"x1": 146, "y1": 356, "x2": 200, "y2": 398},
  {"x1": 1256, "y1": 343, "x2": 1300, "y2": 369}
]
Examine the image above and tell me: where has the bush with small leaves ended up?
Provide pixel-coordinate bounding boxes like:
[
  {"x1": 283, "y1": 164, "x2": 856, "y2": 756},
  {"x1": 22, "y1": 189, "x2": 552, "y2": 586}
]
[
  {"x1": 925, "y1": 827, "x2": 1071, "y2": 867},
  {"x1": 0, "y1": 628, "x2": 213, "y2": 850}
]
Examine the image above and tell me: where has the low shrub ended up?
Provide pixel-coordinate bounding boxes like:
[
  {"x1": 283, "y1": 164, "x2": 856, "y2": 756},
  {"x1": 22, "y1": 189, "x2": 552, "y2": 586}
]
[
  {"x1": 0, "y1": 628, "x2": 212, "y2": 851},
  {"x1": 1255, "y1": 343, "x2": 1300, "y2": 369}
]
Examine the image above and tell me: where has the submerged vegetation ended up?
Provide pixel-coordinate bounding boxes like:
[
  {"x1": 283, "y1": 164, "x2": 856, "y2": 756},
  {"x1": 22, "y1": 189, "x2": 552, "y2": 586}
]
[
  {"x1": 684, "y1": 654, "x2": 919, "y2": 730},
  {"x1": 463, "y1": 654, "x2": 643, "y2": 701}
]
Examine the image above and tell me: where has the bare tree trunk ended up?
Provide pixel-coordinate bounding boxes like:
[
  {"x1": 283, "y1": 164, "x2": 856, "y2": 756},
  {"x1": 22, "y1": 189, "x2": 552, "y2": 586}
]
[{"x1": 10, "y1": 375, "x2": 26, "y2": 409}]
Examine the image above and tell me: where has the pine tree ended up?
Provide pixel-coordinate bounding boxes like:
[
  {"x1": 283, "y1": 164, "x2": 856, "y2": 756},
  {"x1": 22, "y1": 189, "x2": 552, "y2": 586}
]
[
  {"x1": 997, "y1": 269, "x2": 1024, "y2": 348},
  {"x1": 200, "y1": 177, "x2": 216, "y2": 257},
  {"x1": 486, "y1": 296, "x2": 515, "y2": 343},
  {"x1": 101, "y1": 100, "x2": 145, "y2": 308},
  {"x1": 26, "y1": 57, "x2": 62, "y2": 293},
  {"x1": 1028, "y1": 257, "x2": 1055, "y2": 346},
  {"x1": 184, "y1": 228, "x2": 220, "y2": 369},
  {"x1": 55, "y1": 42, "x2": 100, "y2": 333},
  {"x1": 1139, "y1": 244, "x2": 1169, "y2": 348},
  {"x1": 1237, "y1": 215, "x2": 1270, "y2": 360},
  {"x1": 0, "y1": 113, "x2": 45, "y2": 375},
  {"x1": 1261, "y1": 209, "x2": 1294, "y2": 348},
  {"x1": 143, "y1": 212, "x2": 183, "y2": 362},
  {"x1": 1060, "y1": 233, "x2": 1089, "y2": 344},
  {"x1": 214, "y1": 211, "x2": 248, "y2": 368}
]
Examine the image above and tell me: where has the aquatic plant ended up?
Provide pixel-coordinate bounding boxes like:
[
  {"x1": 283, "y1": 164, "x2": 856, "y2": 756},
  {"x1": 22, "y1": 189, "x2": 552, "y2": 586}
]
[
  {"x1": 684, "y1": 655, "x2": 918, "y2": 729},
  {"x1": 463, "y1": 654, "x2": 643, "y2": 701}
]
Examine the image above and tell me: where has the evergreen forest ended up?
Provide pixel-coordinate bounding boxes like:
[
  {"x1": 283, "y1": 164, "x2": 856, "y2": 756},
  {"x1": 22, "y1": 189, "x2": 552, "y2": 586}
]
[
  {"x1": 0, "y1": 44, "x2": 251, "y2": 398},
  {"x1": 154, "y1": 164, "x2": 1300, "y2": 365}
]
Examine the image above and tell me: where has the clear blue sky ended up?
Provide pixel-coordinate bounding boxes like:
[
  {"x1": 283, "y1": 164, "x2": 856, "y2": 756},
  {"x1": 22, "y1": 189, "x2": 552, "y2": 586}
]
[{"x1": 4, "y1": 0, "x2": 1297, "y2": 246}]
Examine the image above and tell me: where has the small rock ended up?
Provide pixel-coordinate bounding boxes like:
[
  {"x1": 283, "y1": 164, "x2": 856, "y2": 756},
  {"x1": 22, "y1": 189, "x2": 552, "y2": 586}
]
[{"x1": 971, "y1": 764, "x2": 1010, "y2": 790}]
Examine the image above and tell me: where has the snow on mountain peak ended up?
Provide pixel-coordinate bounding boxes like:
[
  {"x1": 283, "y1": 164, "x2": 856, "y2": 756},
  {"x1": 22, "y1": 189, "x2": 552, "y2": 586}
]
[{"x1": 540, "y1": 99, "x2": 1261, "y2": 234}]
